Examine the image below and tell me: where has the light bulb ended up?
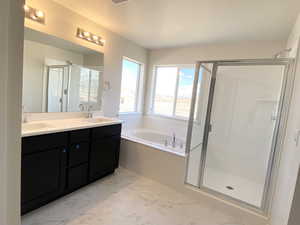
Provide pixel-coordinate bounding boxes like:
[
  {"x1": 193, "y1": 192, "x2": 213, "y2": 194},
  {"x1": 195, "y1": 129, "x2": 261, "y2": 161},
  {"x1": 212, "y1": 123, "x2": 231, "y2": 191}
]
[
  {"x1": 83, "y1": 31, "x2": 90, "y2": 37},
  {"x1": 35, "y1": 10, "x2": 44, "y2": 18},
  {"x1": 30, "y1": 14, "x2": 37, "y2": 20},
  {"x1": 92, "y1": 35, "x2": 98, "y2": 41},
  {"x1": 24, "y1": 4, "x2": 30, "y2": 12}
]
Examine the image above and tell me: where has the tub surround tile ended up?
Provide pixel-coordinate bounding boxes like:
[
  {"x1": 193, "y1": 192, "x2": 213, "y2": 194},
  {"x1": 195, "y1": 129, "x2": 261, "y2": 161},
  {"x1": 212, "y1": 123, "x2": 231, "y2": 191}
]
[{"x1": 22, "y1": 168, "x2": 267, "y2": 225}]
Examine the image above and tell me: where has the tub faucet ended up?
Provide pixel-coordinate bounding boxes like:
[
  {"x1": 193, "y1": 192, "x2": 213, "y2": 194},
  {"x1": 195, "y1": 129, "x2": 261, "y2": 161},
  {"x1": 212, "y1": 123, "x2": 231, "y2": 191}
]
[
  {"x1": 164, "y1": 139, "x2": 168, "y2": 147},
  {"x1": 172, "y1": 133, "x2": 176, "y2": 148}
]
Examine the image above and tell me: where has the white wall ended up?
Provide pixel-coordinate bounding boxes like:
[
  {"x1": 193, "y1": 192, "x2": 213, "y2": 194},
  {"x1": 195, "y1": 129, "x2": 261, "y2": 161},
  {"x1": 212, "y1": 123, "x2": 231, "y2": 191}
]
[
  {"x1": 25, "y1": 0, "x2": 148, "y2": 117},
  {"x1": 23, "y1": 40, "x2": 84, "y2": 112},
  {"x1": 0, "y1": 0, "x2": 24, "y2": 225},
  {"x1": 119, "y1": 114, "x2": 188, "y2": 140},
  {"x1": 118, "y1": 113, "x2": 144, "y2": 131},
  {"x1": 143, "y1": 116, "x2": 188, "y2": 139},
  {"x1": 271, "y1": 14, "x2": 300, "y2": 225}
]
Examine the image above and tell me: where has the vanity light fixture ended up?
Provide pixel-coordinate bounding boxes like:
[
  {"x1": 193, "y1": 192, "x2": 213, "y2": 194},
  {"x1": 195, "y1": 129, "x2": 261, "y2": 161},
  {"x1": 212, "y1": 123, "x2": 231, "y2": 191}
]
[
  {"x1": 24, "y1": 4, "x2": 45, "y2": 24},
  {"x1": 76, "y1": 28, "x2": 105, "y2": 46}
]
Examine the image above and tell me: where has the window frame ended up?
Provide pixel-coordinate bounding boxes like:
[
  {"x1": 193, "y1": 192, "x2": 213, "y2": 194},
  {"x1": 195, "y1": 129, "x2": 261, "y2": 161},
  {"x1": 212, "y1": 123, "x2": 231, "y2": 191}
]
[
  {"x1": 151, "y1": 64, "x2": 195, "y2": 120},
  {"x1": 119, "y1": 56, "x2": 144, "y2": 114}
]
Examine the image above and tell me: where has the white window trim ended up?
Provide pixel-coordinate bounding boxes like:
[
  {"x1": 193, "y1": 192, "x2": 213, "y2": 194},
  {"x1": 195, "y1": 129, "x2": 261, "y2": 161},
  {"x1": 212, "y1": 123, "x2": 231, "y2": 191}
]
[
  {"x1": 150, "y1": 64, "x2": 195, "y2": 120},
  {"x1": 119, "y1": 57, "x2": 144, "y2": 114}
]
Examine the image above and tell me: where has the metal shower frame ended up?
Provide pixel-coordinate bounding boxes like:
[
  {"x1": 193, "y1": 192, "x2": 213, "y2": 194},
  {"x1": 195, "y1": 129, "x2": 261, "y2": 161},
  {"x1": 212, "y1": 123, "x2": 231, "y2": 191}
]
[{"x1": 184, "y1": 58, "x2": 295, "y2": 214}]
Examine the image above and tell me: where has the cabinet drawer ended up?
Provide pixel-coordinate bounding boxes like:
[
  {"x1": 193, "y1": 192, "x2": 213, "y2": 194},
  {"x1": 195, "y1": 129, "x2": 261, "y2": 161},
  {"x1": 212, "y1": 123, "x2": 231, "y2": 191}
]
[
  {"x1": 22, "y1": 133, "x2": 68, "y2": 155},
  {"x1": 69, "y1": 142, "x2": 89, "y2": 167},
  {"x1": 91, "y1": 124, "x2": 121, "y2": 140},
  {"x1": 69, "y1": 129, "x2": 90, "y2": 144},
  {"x1": 68, "y1": 164, "x2": 88, "y2": 191}
]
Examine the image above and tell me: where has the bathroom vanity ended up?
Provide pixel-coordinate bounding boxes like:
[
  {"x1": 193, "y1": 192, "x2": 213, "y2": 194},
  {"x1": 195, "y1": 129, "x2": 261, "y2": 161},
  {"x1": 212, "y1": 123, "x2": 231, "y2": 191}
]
[
  {"x1": 21, "y1": 118, "x2": 122, "y2": 214},
  {"x1": 21, "y1": 27, "x2": 119, "y2": 214}
]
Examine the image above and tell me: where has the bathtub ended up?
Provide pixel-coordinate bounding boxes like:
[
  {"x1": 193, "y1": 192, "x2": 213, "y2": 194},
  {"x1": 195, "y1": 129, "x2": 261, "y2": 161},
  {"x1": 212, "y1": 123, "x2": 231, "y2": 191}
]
[{"x1": 122, "y1": 129, "x2": 186, "y2": 157}]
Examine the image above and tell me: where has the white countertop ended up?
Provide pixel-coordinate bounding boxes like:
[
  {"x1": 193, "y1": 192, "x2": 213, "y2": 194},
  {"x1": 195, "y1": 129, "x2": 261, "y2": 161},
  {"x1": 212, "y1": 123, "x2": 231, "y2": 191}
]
[{"x1": 22, "y1": 117, "x2": 122, "y2": 137}]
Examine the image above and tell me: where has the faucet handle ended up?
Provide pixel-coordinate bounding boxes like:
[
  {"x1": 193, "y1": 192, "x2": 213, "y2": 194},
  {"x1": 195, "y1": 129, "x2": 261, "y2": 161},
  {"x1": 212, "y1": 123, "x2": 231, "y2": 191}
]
[
  {"x1": 78, "y1": 104, "x2": 84, "y2": 111},
  {"x1": 164, "y1": 139, "x2": 168, "y2": 147}
]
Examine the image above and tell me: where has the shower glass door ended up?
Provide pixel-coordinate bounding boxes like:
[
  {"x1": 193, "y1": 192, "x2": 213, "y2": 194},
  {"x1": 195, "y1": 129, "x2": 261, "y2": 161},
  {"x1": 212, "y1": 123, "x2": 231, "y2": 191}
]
[
  {"x1": 185, "y1": 59, "x2": 294, "y2": 211},
  {"x1": 47, "y1": 65, "x2": 69, "y2": 112}
]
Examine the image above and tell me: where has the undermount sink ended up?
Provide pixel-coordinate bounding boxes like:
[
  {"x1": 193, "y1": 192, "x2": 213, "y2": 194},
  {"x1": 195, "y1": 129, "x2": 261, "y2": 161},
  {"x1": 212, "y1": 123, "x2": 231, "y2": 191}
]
[
  {"x1": 22, "y1": 123, "x2": 52, "y2": 131},
  {"x1": 81, "y1": 118, "x2": 114, "y2": 123}
]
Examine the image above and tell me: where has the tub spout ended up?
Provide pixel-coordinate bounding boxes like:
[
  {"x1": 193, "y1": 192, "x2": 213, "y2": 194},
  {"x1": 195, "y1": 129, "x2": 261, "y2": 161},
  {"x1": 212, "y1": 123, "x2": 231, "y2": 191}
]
[{"x1": 172, "y1": 133, "x2": 176, "y2": 148}]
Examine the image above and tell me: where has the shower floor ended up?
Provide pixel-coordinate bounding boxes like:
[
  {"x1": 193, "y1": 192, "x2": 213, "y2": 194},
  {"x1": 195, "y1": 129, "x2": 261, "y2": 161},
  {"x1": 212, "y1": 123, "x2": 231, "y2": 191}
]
[{"x1": 203, "y1": 167, "x2": 264, "y2": 207}]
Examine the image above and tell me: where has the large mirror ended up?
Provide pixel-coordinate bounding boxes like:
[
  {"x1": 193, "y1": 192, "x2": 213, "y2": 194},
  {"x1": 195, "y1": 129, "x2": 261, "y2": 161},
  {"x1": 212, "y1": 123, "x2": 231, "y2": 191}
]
[{"x1": 23, "y1": 28, "x2": 104, "y2": 113}]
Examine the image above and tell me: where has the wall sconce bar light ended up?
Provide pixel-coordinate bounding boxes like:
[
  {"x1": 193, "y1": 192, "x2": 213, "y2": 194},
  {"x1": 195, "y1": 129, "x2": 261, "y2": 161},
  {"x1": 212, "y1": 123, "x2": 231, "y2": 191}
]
[
  {"x1": 76, "y1": 28, "x2": 105, "y2": 46},
  {"x1": 24, "y1": 5, "x2": 45, "y2": 24}
]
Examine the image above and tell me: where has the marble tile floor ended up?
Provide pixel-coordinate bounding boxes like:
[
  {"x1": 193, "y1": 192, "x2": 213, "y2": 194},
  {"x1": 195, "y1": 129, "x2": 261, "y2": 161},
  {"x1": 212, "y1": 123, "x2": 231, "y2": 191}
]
[{"x1": 22, "y1": 168, "x2": 267, "y2": 225}]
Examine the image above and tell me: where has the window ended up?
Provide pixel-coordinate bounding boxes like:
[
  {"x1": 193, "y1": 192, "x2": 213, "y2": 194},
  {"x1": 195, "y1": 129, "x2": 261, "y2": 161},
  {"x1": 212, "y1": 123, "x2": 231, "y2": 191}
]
[
  {"x1": 119, "y1": 58, "x2": 142, "y2": 113},
  {"x1": 79, "y1": 67, "x2": 90, "y2": 103},
  {"x1": 77, "y1": 67, "x2": 101, "y2": 105},
  {"x1": 152, "y1": 65, "x2": 195, "y2": 119}
]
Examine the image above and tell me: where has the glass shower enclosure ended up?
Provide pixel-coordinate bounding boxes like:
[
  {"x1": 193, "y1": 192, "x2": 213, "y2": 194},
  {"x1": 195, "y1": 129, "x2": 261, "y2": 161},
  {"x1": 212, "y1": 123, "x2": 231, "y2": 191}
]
[{"x1": 185, "y1": 58, "x2": 295, "y2": 213}]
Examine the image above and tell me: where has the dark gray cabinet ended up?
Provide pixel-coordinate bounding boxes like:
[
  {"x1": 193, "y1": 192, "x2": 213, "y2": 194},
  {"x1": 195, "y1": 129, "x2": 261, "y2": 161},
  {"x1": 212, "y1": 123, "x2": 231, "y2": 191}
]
[
  {"x1": 21, "y1": 132, "x2": 68, "y2": 214},
  {"x1": 89, "y1": 136, "x2": 121, "y2": 181},
  {"x1": 21, "y1": 148, "x2": 66, "y2": 207},
  {"x1": 21, "y1": 124, "x2": 121, "y2": 214}
]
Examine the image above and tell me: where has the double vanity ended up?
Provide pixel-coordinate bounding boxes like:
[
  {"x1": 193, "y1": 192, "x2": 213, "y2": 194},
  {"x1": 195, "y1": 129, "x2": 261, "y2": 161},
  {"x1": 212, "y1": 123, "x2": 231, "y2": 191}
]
[
  {"x1": 21, "y1": 26, "x2": 118, "y2": 214},
  {"x1": 21, "y1": 117, "x2": 122, "y2": 214}
]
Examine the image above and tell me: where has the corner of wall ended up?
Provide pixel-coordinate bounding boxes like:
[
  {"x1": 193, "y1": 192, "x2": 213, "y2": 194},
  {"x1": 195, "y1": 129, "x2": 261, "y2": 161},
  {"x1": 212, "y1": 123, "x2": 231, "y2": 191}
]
[{"x1": 270, "y1": 12, "x2": 300, "y2": 225}]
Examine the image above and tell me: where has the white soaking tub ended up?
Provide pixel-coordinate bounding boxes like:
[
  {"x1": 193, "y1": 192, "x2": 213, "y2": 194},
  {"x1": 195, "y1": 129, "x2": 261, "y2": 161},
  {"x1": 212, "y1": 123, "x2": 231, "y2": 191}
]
[{"x1": 122, "y1": 129, "x2": 186, "y2": 157}]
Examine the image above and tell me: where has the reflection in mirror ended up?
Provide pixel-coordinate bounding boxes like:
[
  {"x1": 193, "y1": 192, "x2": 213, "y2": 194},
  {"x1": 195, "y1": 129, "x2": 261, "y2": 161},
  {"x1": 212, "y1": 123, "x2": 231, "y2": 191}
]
[{"x1": 23, "y1": 28, "x2": 104, "y2": 113}]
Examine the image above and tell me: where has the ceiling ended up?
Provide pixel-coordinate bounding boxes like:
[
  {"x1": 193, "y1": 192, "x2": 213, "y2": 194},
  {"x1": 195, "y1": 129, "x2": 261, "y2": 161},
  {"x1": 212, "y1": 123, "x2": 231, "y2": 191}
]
[{"x1": 53, "y1": 0, "x2": 300, "y2": 49}]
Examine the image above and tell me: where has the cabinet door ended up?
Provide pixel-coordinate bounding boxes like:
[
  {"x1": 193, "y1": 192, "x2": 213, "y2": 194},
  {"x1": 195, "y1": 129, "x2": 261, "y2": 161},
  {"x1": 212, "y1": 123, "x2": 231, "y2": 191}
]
[
  {"x1": 68, "y1": 164, "x2": 88, "y2": 191},
  {"x1": 21, "y1": 148, "x2": 65, "y2": 205},
  {"x1": 89, "y1": 136, "x2": 120, "y2": 181}
]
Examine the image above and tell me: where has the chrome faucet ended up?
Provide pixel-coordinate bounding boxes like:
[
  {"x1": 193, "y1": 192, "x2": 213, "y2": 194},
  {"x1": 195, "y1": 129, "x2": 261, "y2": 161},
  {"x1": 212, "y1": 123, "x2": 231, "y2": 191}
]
[
  {"x1": 79, "y1": 104, "x2": 85, "y2": 112},
  {"x1": 172, "y1": 133, "x2": 176, "y2": 148},
  {"x1": 87, "y1": 105, "x2": 93, "y2": 118}
]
